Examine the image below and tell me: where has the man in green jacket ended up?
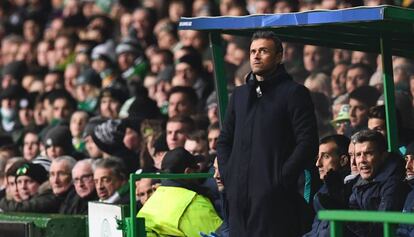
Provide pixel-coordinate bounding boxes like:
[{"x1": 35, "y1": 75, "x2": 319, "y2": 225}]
[{"x1": 138, "y1": 147, "x2": 222, "y2": 237}]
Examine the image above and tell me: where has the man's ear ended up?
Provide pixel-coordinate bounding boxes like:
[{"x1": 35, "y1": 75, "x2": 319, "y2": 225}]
[{"x1": 339, "y1": 154, "x2": 349, "y2": 167}]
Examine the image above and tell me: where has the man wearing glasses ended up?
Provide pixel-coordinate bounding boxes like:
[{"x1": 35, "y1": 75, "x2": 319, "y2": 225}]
[{"x1": 60, "y1": 159, "x2": 97, "y2": 214}]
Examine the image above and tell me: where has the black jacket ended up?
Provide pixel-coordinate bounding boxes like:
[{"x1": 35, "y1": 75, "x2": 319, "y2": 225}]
[
  {"x1": 347, "y1": 154, "x2": 409, "y2": 237},
  {"x1": 217, "y1": 65, "x2": 319, "y2": 237},
  {"x1": 0, "y1": 189, "x2": 62, "y2": 213},
  {"x1": 59, "y1": 188, "x2": 98, "y2": 214}
]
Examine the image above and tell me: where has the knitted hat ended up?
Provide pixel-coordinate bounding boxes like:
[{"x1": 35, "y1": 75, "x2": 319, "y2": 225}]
[
  {"x1": 44, "y1": 125, "x2": 74, "y2": 153},
  {"x1": 161, "y1": 147, "x2": 203, "y2": 173},
  {"x1": 331, "y1": 104, "x2": 350, "y2": 126},
  {"x1": 91, "y1": 119, "x2": 127, "y2": 154},
  {"x1": 15, "y1": 163, "x2": 48, "y2": 184},
  {"x1": 83, "y1": 117, "x2": 107, "y2": 139}
]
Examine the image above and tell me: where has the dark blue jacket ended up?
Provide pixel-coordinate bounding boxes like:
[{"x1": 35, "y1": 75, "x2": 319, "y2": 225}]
[
  {"x1": 396, "y1": 178, "x2": 414, "y2": 237},
  {"x1": 303, "y1": 184, "x2": 330, "y2": 237},
  {"x1": 347, "y1": 155, "x2": 408, "y2": 237}
]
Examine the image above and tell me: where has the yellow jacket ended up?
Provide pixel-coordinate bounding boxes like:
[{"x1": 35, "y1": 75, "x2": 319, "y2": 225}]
[{"x1": 137, "y1": 186, "x2": 222, "y2": 237}]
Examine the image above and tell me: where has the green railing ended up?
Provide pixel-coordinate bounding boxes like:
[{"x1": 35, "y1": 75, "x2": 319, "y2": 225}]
[
  {"x1": 318, "y1": 210, "x2": 414, "y2": 237},
  {"x1": 127, "y1": 172, "x2": 214, "y2": 237}
]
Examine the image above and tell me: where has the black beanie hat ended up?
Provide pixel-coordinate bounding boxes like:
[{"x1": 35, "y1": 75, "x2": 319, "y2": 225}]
[
  {"x1": 44, "y1": 125, "x2": 74, "y2": 153},
  {"x1": 161, "y1": 147, "x2": 203, "y2": 173},
  {"x1": 406, "y1": 141, "x2": 414, "y2": 156},
  {"x1": 15, "y1": 163, "x2": 48, "y2": 184},
  {"x1": 91, "y1": 119, "x2": 127, "y2": 155},
  {"x1": 2, "y1": 61, "x2": 27, "y2": 81}
]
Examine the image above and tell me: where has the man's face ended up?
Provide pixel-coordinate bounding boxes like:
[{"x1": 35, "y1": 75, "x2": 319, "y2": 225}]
[
  {"x1": 405, "y1": 155, "x2": 414, "y2": 179},
  {"x1": 316, "y1": 142, "x2": 341, "y2": 180},
  {"x1": 46, "y1": 145, "x2": 65, "y2": 159},
  {"x1": 123, "y1": 128, "x2": 141, "y2": 151},
  {"x1": 100, "y1": 97, "x2": 121, "y2": 119},
  {"x1": 368, "y1": 118, "x2": 386, "y2": 137},
  {"x1": 168, "y1": 92, "x2": 193, "y2": 118},
  {"x1": 53, "y1": 98, "x2": 72, "y2": 121},
  {"x1": 348, "y1": 142, "x2": 358, "y2": 175},
  {"x1": 117, "y1": 52, "x2": 136, "y2": 72},
  {"x1": 70, "y1": 112, "x2": 88, "y2": 138},
  {"x1": 94, "y1": 167, "x2": 124, "y2": 200},
  {"x1": 346, "y1": 67, "x2": 369, "y2": 93},
  {"x1": 355, "y1": 141, "x2": 384, "y2": 180},
  {"x1": 349, "y1": 98, "x2": 368, "y2": 128},
  {"x1": 174, "y1": 62, "x2": 197, "y2": 86},
  {"x1": 6, "y1": 176, "x2": 21, "y2": 202},
  {"x1": 208, "y1": 129, "x2": 220, "y2": 154},
  {"x1": 250, "y1": 38, "x2": 281, "y2": 77},
  {"x1": 303, "y1": 45, "x2": 322, "y2": 73},
  {"x1": 136, "y1": 178, "x2": 154, "y2": 205},
  {"x1": 85, "y1": 135, "x2": 103, "y2": 158},
  {"x1": 166, "y1": 121, "x2": 188, "y2": 149},
  {"x1": 72, "y1": 163, "x2": 95, "y2": 198},
  {"x1": 331, "y1": 64, "x2": 347, "y2": 97},
  {"x1": 23, "y1": 133, "x2": 40, "y2": 161},
  {"x1": 49, "y1": 161, "x2": 72, "y2": 195},
  {"x1": 213, "y1": 158, "x2": 224, "y2": 192},
  {"x1": 17, "y1": 176, "x2": 40, "y2": 200}
]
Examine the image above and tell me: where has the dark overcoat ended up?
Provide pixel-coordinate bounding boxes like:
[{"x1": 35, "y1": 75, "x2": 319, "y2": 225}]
[{"x1": 217, "y1": 65, "x2": 318, "y2": 237}]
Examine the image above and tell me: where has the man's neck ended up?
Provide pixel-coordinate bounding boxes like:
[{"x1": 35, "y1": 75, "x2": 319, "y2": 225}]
[{"x1": 254, "y1": 64, "x2": 280, "y2": 81}]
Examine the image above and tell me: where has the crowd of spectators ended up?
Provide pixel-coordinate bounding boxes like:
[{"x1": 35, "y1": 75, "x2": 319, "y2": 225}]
[{"x1": 0, "y1": 0, "x2": 414, "y2": 236}]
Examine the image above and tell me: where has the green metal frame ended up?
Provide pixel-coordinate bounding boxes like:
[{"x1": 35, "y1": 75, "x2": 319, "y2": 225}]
[
  {"x1": 127, "y1": 173, "x2": 213, "y2": 237},
  {"x1": 319, "y1": 210, "x2": 414, "y2": 237}
]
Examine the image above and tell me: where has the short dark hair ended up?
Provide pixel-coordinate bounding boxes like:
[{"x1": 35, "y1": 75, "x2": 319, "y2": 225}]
[
  {"x1": 168, "y1": 86, "x2": 199, "y2": 109},
  {"x1": 208, "y1": 121, "x2": 220, "y2": 133},
  {"x1": 349, "y1": 86, "x2": 380, "y2": 108},
  {"x1": 351, "y1": 129, "x2": 387, "y2": 153},
  {"x1": 251, "y1": 31, "x2": 283, "y2": 54},
  {"x1": 319, "y1": 134, "x2": 350, "y2": 157},
  {"x1": 167, "y1": 115, "x2": 195, "y2": 133},
  {"x1": 346, "y1": 63, "x2": 374, "y2": 81},
  {"x1": 187, "y1": 129, "x2": 208, "y2": 144},
  {"x1": 368, "y1": 105, "x2": 385, "y2": 120}
]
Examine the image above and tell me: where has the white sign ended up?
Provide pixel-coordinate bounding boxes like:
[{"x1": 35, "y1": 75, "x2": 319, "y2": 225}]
[{"x1": 88, "y1": 202, "x2": 124, "y2": 237}]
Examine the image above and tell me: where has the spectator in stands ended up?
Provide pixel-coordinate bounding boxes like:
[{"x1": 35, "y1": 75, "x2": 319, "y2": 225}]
[
  {"x1": 397, "y1": 141, "x2": 414, "y2": 237},
  {"x1": 98, "y1": 87, "x2": 128, "y2": 119},
  {"x1": 44, "y1": 125, "x2": 83, "y2": 160},
  {"x1": 49, "y1": 156, "x2": 76, "y2": 200},
  {"x1": 304, "y1": 135, "x2": 351, "y2": 237},
  {"x1": 22, "y1": 129, "x2": 41, "y2": 161},
  {"x1": 0, "y1": 162, "x2": 61, "y2": 213},
  {"x1": 92, "y1": 119, "x2": 139, "y2": 173},
  {"x1": 166, "y1": 116, "x2": 195, "y2": 150},
  {"x1": 75, "y1": 68, "x2": 101, "y2": 113},
  {"x1": 367, "y1": 105, "x2": 386, "y2": 136},
  {"x1": 60, "y1": 159, "x2": 97, "y2": 214},
  {"x1": 167, "y1": 86, "x2": 199, "y2": 118},
  {"x1": 208, "y1": 122, "x2": 220, "y2": 155},
  {"x1": 136, "y1": 178, "x2": 156, "y2": 205},
  {"x1": 69, "y1": 111, "x2": 89, "y2": 153},
  {"x1": 303, "y1": 45, "x2": 332, "y2": 75},
  {"x1": 0, "y1": 85, "x2": 25, "y2": 142},
  {"x1": 345, "y1": 63, "x2": 373, "y2": 93},
  {"x1": 138, "y1": 147, "x2": 222, "y2": 236},
  {"x1": 331, "y1": 63, "x2": 348, "y2": 100},
  {"x1": 347, "y1": 130, "x2": 408, "y2": 236},
  {"x1": 3, "y1": 158, "x2": 26, "y2": 202},
  {"x1": 93, "y1": 158, "x2": 129, "y2": 204},
  {"x1": 83, "y1": 117, "x2": 106, "y2": 159},
  {"x1": 331, "y1": 104, "x2": 350, "y2": 135},
  {"x1": 345, "y1": 86, "x2": 381, "y2": 137},
  {"x1": 49, "y1": 89, "x2": 77, "y2": 124}
]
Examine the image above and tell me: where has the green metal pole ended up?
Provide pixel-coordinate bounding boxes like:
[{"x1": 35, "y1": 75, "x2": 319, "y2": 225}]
[
  {"x1": 380, "y1": 35, "x2": 398, "y2": 152},
  {"x1": 330, "y1": 220, "x2": 343, "y2": 237},
  {"x1": 209, "y1": 32, "x2": 228, "y2": 126},
  {"x1": 129, "y1": 173, "x2": 137, "y2": 237},
  {"x1": 383, "y1": 222, "x2": 395, "y2": 237}
]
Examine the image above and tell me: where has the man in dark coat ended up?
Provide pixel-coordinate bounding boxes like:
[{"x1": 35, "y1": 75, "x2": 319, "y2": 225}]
[
  {"x1": 217, "y1": 30, "x2": 319, "y2": 237},
  {"x1": 347, "y1": 130, "x2": 408, "y2": 237}
]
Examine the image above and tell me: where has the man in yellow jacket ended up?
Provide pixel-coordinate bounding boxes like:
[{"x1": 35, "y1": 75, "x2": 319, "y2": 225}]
[{"x1": 138, "y1": 147, "x2": 222, "y2": 237}]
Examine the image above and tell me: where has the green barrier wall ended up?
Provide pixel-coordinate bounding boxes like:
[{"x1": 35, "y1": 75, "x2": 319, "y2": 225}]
[{"x1": 0, "y1": 212, "x2": 87, "y2": 237}]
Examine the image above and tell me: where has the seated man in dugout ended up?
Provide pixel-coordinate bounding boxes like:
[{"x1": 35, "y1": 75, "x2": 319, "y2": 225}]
[
  {"x1": 397, "y1": 141, "x2": 414, "y2": 237},
  {"x1": 347, "y1": 130, "x2": 409, "y2": 237},
  {"x1": 138, "y1": 147, "x2": 222, "y2": 237},
  {"x1": 304, "y1": 134, "x2": 354, "y2": 237}
]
